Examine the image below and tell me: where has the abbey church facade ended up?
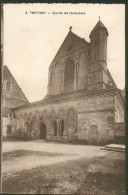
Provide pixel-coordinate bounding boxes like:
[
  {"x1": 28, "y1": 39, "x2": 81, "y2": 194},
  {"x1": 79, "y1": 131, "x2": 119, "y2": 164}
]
[{"x1": 3, "y1": 20, "x2": 125, "y2": 144}]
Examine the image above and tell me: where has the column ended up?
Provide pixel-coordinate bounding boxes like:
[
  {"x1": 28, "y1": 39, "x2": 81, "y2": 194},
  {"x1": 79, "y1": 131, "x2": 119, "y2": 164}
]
[{"x1": 63, "y1": 114, "x2": 68, "y2": 136}]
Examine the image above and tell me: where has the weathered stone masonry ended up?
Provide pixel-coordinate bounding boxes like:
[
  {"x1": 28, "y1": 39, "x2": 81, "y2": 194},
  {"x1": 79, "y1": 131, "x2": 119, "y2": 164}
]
[
  {"x1": 12, "y1": 90, "x2": 124, "y2": 144},
  {"x1": 4, "y1": 19, "x2": 125, "y2": 144}
]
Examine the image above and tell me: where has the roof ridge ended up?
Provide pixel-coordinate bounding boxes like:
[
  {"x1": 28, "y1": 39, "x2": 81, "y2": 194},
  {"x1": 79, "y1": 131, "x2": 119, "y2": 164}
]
[
  {"x1": 71, "y1": 31, "x2": 88, "y2": 43},
  {"x1": 49, "y1": 30, "x2": 89, "y2": 66}
]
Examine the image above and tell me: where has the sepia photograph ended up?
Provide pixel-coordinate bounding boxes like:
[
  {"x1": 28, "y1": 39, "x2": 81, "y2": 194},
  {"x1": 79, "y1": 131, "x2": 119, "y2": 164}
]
[{"x1": 1, "y1": 3, "x2": 125, "y2": 194}]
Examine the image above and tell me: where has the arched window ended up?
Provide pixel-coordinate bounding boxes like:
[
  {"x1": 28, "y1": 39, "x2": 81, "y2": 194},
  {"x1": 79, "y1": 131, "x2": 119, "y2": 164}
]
[
  {"x1": 6, "y1": 81, "x2": 11, "y2": 92},
  {"x1": 78, "y1": 52, "x2": 87, "y2": 90},
  {"x1": 54, "y1": 62, "x2": 61, "y2": 94},
  {"x1": 64, "y1": 59, "x2": 75, "y2": 93}
]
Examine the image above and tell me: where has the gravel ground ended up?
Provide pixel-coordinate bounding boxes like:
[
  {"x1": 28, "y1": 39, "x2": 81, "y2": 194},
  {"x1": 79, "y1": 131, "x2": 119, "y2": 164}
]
[
  {"x1": 2, "y1": 140, "x2": 107, "y2": 174},
  {"x1": 2, "y1": 140, "x2": 101, "y2": 155},
  {"x1": 2, "y1": 140, "x2": 125, "y2": 194}
]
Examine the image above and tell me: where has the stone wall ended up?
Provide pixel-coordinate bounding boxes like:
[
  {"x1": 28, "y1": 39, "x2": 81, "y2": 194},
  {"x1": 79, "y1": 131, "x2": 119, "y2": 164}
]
[
  {"x1": 115, "y1": 96, "x2": 124, "y2": 123},
  {"x1": 47, "y1": 48, "x2": 89, "y2": 96},
  {"x1": 2, "y1": 116, "x2": 17, "y2": 137},
  {"x1": 12, "y1": 91, "x2": 117, "y2": 144},
  {"x1": 77, "y1": 110, "x2": 115, "y2": 144}
]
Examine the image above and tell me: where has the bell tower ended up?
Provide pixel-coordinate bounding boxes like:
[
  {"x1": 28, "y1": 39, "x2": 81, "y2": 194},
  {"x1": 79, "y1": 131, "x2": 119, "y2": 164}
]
[{"x1": 87, "y1": 18, "x2": 109, "y2": 91}]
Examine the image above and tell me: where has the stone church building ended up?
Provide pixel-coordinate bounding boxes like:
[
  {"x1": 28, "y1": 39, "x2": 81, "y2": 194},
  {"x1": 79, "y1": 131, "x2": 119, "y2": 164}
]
[{"x1": 3, "y1": 19, "x2": 125, "y2": 144}]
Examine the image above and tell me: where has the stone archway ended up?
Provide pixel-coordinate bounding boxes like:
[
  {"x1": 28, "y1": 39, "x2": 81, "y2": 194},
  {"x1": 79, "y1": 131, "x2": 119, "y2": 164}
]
[
  {"x1": 40, "y1": 123, "x2": 46, "y2": 139},
  {"x1": 53, "y1": 120, "x2": 57, "y2": 136},
  {"x1": 60, "y1": 120, "x2": 64, "y2": 136}
]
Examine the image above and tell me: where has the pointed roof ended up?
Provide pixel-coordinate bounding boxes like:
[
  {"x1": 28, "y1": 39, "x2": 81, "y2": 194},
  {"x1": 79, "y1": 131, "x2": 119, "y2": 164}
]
[
  {"x1": 90, "y1": 20, "x2": 109, "y2": 38},
  {"x1": 50, "y1": 30, "x2": 89, "y2": 65},
  {"x1": 93, "y1": 20, "x2": 106, "y2": 31},
  {"x1": 3, "y1": 65, "x2": 29, "y2": 102}
]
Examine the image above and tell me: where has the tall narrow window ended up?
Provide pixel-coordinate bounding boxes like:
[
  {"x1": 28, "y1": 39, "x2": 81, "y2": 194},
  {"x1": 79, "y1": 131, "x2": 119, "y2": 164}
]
[
  {"x1": 6, "y1": 81, "x2": 11, "y2": 92},
  {"x1": 78, "y1": 52, "x2": 87, "y2": 90},
  {"x1": 54, "y1": 62, "x2": 61, "y2": 94},
  {"x1": 64, "y1": 59, "x2": 75, "y2": 93}
]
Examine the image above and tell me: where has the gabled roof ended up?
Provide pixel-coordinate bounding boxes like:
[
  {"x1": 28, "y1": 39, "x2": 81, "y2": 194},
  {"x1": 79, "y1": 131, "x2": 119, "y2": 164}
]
[
  {"x1": 3, "y1": 66, "x2": 29, "y2": 102},
  {"x1": 50, "y1": 30, "x2": 89, "y2": 65}
]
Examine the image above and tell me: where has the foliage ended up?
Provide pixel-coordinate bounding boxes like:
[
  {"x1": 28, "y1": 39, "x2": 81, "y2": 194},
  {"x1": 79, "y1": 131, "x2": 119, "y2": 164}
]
[{"x1": 13, "y1": 129, "x2": 31, "y2": 141}]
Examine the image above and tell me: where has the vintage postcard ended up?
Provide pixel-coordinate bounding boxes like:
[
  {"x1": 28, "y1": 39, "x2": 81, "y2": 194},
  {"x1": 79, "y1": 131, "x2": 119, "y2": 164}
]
[{"x1": 1, "y1": 3, "x2": 125, "y2": 194}]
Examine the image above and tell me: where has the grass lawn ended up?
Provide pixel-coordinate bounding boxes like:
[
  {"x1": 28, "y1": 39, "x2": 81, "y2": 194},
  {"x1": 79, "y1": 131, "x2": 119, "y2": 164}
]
[{"x1": 2, "y1": 150, "x2": 125, "y2": 194}]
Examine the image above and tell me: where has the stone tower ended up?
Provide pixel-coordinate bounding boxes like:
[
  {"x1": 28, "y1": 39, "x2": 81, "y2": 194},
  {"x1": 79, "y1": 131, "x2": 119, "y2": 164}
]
[
  {"x1": 87, "y1": 19, "x2": 110, "y2": 91},
  {"x1": 89, "y1": 18, "x2": 108, "y2": 67},
  {"x1": 47, "y1": 19, "x2": 115, "y2": 96}
]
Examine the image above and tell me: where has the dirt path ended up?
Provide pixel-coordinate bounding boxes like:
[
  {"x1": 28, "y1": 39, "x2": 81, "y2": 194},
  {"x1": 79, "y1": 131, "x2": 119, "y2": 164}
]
[
  {"x1": 2, "y1": 141, "x2": 107, "y2": 174},
  {"x1": 2, "y1": 140, "x2": 103, "y2": 155}
]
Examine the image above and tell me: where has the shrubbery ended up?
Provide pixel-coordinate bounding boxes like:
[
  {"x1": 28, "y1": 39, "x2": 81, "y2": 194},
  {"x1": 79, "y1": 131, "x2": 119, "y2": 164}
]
[{"x1": 14, "y1": 129, "x2": 31, "y2": 141}]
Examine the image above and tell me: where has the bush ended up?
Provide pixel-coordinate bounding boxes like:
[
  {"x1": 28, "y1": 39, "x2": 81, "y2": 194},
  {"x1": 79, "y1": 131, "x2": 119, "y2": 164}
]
[{"x1": 13, "y1": 129, "x2": 32, "y2": 141}]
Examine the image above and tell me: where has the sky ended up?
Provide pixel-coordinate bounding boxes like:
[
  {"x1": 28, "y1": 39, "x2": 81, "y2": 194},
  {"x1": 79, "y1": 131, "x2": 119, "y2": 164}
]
[{"x1": 3, "y1": 4, "x2": 125, "y2": 102}]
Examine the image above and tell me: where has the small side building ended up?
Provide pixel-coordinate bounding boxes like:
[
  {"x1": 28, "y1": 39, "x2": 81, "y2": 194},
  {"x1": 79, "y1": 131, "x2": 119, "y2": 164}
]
[{"x1": 2, "y1": 66, "x2": 29, "y2": 137}]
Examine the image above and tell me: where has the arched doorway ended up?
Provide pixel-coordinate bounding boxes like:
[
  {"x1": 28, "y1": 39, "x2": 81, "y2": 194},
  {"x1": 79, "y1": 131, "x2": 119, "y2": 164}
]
[
  {"x1": 40, "y1": 123, "x2": 46, "y2": 139},
  {"x1": 53, "y1": 120, "x2": 57, "y2": 136},
  {"x1": 60, "y1": 120, "x2": 64, "y2": 136}
]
